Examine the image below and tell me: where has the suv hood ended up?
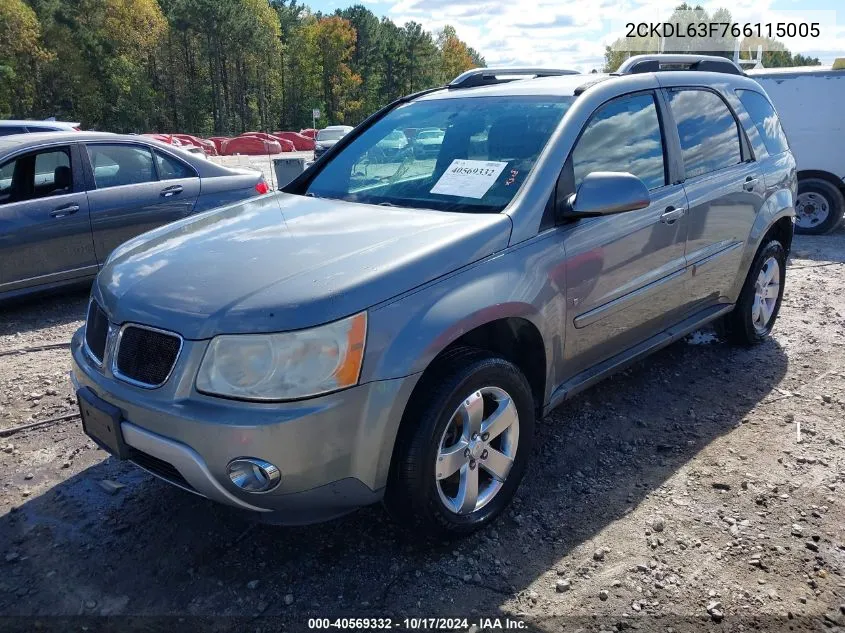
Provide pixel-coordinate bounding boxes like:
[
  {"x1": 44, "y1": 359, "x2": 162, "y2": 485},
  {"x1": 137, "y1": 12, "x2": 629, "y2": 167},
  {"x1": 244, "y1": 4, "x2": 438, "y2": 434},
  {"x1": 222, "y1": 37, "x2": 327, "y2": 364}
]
[{"x1": 94, "y1": 193, "x2": 511, "y2": 339}]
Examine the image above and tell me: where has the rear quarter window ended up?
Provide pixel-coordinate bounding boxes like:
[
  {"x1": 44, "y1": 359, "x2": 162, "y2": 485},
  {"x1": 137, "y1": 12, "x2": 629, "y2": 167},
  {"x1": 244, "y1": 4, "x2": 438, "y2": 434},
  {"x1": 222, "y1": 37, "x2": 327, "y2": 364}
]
[{"x1": 736, "y1": 89, "x2": 790, "y2": 156}]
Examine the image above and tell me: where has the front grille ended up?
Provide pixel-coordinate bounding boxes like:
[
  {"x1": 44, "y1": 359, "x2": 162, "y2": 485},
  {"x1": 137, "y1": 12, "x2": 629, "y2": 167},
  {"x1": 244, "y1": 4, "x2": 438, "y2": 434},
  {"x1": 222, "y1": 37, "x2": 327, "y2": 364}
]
[
  {"x1": 84, "y1": 301, "x2": 109, "y2": 364},
  {"x1": 127, "y1": 447, "x2": 196, "y2": 493},
  {"x1": 114, "y1": 326, "x2": 181, "y2": 387}
]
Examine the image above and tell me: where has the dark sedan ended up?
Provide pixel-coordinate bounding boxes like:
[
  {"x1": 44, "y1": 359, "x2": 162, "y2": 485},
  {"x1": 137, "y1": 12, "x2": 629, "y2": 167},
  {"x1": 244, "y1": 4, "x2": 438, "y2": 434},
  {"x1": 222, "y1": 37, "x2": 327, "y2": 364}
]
[{"x1": 0, "y1": 131, "x2": 268, "y2": 301}]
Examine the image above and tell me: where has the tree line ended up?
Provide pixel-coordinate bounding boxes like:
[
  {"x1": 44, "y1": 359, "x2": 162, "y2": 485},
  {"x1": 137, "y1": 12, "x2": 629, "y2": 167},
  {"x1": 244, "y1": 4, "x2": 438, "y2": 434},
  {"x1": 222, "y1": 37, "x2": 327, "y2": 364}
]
[
  {"x1": 604, "y1": 3, "x2": 821, "y2": 72},
  {"x1": 0, "y1": 0, "x2": 485, "y2": 136}
]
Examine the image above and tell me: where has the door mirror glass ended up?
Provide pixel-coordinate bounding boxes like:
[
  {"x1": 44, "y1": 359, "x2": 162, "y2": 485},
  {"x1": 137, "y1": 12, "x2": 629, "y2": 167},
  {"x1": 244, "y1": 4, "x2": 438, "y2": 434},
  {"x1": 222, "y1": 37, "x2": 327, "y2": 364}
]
[{"x1": 561, "y1": 171, "x2": 650, "y2": 218}]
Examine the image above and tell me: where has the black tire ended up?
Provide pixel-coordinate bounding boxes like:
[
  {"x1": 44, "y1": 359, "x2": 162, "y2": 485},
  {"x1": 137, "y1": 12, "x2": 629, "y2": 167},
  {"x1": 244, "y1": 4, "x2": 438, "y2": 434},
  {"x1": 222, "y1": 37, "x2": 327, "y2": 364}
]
[
  {"x1": 384, "y1": 348, "x2": 535, "y2": 536},
  {"x1": 718, "y1": 240, "x2": 786, "y2": 345},
  {"x1": 795, "y1": 177, "x2": 845, "y2": 235}
]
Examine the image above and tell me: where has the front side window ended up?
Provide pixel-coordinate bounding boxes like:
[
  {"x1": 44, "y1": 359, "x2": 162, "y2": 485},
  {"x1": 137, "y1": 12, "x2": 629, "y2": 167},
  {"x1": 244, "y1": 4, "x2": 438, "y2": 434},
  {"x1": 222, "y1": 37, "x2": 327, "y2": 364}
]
[
  {"x1": 0, "y1": 147, "x2": 72, "y2": 205},
  {"x1": 86, "y1": 144, "x2": 155, "y2": 189},
  {"x1": 572, "y1": 92, "x2": 667, "y2": 191},
  {"x1": 305, "y1": 96, "x2": 573, "y2": 213},
  {"x1": 0, "y1": 126, "x2": 26, "y2": 136},
  {"x1": 155, "y1": 150, "x2": 195, "y2": 180},
  {"x1": 736, "y1": 89, "x2": 789, "y2": 156},
  {"x1": 667, "y1": 88, "x2": 742, "y2": 178}
]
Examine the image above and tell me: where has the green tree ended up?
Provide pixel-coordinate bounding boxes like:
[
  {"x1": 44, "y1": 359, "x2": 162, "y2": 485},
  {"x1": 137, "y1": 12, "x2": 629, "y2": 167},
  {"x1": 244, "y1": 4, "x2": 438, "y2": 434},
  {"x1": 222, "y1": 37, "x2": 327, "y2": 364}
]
[
  {"x1": 438, "y1": 25, "x2": 477, "y2": 83},
  {"x1": 0, "y1": 0, "x2": 51, "y2": 117}
]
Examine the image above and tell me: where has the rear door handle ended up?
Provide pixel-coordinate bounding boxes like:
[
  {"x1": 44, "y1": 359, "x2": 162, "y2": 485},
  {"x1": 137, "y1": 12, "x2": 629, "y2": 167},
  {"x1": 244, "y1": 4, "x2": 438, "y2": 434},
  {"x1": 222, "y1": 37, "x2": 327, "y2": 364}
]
[
  {"x1": 743, "y1": 176, "x2": 758, "y2": 191},
  {"x1": 660, "y1": 206, "x2": 686, "y2": 224},
  {"x1": 50, "y1": 204, "x2": 80, "y2": 218},
  {"x1": 160, "y1": 185, "x2": 183, "y2": 198}
]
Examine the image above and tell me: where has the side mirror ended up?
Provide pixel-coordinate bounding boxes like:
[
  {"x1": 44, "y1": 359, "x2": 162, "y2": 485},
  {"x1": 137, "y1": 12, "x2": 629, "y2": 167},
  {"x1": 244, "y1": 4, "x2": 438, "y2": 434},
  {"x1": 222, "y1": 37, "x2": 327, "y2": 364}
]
[{"x1": 561, "y1": 171, "x2": 650, "y2": 219}]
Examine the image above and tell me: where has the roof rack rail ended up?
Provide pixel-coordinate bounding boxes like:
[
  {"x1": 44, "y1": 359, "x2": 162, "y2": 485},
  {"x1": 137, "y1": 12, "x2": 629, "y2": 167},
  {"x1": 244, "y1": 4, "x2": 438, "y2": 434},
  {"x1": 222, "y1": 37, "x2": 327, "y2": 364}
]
[
  {"x1": 617, "y1": 54, "x2": 743, "y2": 76},
  {"x1": 449, "y1": 67, "x2": 580, "y2": 89}
]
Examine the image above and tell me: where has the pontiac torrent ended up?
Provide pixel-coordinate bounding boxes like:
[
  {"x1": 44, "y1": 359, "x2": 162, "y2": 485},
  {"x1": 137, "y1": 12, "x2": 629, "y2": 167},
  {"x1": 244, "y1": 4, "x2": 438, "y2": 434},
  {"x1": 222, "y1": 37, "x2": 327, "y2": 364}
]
[{"x1": 71, "y1": 56, "x2": 796, "y2": 534}]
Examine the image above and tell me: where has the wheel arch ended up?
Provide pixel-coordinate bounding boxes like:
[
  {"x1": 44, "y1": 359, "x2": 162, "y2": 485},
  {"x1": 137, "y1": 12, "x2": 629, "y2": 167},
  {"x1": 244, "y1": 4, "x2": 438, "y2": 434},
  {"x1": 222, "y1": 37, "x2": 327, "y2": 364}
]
[{"x1": 730, "y1": 197, "x2": 795, "y2": 302}]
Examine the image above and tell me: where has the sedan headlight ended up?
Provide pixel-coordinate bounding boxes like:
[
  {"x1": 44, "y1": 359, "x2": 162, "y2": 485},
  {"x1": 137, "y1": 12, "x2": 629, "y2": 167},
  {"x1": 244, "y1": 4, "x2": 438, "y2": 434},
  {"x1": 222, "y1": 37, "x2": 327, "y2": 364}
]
[{"x1": 196, "y1": 312, "x2": 366, "y2": 401}]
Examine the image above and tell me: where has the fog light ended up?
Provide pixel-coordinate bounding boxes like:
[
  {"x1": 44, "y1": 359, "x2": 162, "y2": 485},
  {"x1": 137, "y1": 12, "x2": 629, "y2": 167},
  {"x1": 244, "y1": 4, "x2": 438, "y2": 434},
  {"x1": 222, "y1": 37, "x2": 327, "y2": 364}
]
[{"x1": 226, "y1": 458, "x2": 281, "y2": 493}]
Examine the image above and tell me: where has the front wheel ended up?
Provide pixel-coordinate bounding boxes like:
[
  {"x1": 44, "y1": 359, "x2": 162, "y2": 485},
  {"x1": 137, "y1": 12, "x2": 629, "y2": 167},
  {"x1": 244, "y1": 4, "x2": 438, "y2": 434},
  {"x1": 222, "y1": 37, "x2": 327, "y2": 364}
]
[
  {"x1": 718, "y1": 240, "x2": 786, "y2": 345},
  {"x1": 385, "y1": 349, "x2": 535, "y2": 536}
]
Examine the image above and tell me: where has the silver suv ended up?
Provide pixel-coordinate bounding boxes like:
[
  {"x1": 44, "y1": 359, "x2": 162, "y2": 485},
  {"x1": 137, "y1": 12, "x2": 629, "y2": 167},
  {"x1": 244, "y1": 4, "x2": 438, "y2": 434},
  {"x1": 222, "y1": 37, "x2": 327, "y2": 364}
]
[{"x1": 71, "y1": 55, "x2": 796, "y2": 535}]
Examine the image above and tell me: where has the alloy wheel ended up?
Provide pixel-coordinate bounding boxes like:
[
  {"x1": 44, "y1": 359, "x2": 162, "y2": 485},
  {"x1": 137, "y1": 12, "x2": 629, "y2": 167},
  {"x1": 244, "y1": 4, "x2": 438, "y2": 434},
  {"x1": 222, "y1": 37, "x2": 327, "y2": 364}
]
[
  {"x1": 435, "y1": 386, "x2": 519, "y2": 515},
  {"x1": 752, "y1": 256, "x2": 781, "y2": 334}
]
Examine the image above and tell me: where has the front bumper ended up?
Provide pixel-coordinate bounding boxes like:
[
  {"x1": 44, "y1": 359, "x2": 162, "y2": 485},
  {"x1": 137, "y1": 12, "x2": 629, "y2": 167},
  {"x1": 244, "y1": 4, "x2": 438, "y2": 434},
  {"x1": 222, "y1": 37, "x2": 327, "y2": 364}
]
[{"x1": 70, "y1": 327, "x2": 420, "y2": 524}]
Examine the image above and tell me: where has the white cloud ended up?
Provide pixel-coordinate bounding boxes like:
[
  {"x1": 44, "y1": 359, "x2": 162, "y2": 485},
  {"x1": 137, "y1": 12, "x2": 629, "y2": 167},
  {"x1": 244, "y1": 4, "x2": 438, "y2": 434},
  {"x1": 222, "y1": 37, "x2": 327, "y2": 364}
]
[{"x1": 385, "y1": 0, "x2": 843, "y2": 71}]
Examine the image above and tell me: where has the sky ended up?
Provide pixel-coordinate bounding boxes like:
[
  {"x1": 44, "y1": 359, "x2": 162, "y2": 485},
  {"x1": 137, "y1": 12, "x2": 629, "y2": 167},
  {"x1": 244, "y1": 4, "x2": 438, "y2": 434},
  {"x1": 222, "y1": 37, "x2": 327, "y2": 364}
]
[{"x1": 309, "y1": 0, "x2": 844, "y2": 71}]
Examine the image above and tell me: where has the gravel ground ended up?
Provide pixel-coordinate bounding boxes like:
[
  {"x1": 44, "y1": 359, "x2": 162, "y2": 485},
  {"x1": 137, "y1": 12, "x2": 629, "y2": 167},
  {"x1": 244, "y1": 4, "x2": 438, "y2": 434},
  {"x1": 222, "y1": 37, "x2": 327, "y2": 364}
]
[{"x1": 1, "y1": 230, "x2": 844, "y2": 632}]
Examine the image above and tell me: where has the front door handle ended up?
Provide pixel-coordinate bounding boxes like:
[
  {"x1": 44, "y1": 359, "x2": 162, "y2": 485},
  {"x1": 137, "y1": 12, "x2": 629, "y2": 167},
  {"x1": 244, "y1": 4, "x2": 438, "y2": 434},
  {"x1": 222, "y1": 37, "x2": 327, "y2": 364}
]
[
  {"x1": 50, "y1": 204, "x2": 80, "y2": 218},
  {"x1": 160, "y1": 185, "x2": 183, "y2": 198},
  {"x1": 660, "y1": 206, "x2": 686, "y2": 224},
  {"x1": 743, "y1": 176, "x2": 758, "y2": 191}
]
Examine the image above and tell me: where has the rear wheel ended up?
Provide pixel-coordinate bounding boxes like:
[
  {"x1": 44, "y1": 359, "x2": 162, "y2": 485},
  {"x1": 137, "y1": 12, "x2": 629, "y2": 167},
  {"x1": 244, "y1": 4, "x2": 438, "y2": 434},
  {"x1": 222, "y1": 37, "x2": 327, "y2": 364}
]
[
  {"x1": 795, "y1": 177, "x2": 845, "y2": 234},
  {"x1": 385, "y1": 349, "x2": 534, "y2": 536},
  {"x1": 718, "y1": 240, "x2": 786, "y2": 345}
]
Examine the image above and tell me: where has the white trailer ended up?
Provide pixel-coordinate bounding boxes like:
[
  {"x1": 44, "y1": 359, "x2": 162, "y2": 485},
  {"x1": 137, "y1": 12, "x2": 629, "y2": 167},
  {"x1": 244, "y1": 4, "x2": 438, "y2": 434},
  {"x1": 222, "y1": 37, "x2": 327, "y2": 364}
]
[{"x1": 747, "y1": 64, "x2": 845, "y2": 233}]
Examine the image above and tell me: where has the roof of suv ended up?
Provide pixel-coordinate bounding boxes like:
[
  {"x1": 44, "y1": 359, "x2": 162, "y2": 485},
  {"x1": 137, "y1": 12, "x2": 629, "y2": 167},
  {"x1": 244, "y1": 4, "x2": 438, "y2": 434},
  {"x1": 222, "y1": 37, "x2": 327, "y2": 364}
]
[{"x1": 418, "y1": 57, "x2": 764, "y2": 101}]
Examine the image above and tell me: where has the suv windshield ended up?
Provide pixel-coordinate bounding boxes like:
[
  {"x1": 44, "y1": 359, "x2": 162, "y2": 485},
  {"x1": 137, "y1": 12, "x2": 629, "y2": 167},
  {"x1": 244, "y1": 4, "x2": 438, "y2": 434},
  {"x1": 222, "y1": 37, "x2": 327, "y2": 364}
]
[{"x1": 305, "y1": 96, "x2": 573, "y2": 213}]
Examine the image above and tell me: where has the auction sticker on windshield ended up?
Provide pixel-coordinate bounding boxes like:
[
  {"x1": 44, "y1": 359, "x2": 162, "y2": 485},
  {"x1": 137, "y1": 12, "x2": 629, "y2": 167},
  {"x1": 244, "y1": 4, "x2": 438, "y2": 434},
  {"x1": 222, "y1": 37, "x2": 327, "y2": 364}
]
[{"x1": 431, "y1": 159, "x2": 508, "y2": 199}]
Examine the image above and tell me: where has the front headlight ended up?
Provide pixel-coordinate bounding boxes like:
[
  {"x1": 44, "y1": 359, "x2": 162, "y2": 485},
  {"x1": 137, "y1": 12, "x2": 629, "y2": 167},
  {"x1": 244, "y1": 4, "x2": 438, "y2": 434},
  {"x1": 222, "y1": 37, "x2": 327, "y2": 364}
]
[{"x1": 196, "y1": 312, "x2": 366, "y2": 401}]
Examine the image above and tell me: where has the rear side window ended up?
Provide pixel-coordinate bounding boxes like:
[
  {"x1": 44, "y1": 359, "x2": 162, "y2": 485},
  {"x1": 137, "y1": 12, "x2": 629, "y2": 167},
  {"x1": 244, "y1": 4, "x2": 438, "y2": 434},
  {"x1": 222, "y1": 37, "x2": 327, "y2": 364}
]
[
  {"x1": 87, "y1": 144, "x2": 155, "y2": 189},
  {"x1": 667, "y1": 89, "x2": 742, "y2": 178},
  {"x1": 572, "y1": 93, "x2": 666, "y2": 191},
  {"x1": 154, "y1": 150, "x2": 195, "y2": 180},
  {"x1": 736, "y1": 89, "x2": 789, "y2": 156}
]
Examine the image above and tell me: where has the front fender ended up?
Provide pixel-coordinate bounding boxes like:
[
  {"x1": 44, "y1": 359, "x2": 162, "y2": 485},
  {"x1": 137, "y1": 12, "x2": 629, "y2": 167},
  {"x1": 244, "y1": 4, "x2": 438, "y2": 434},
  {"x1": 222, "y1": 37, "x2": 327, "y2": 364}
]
[{"x1": 361, "y1": 234, "x2": 567, "y2": 405}]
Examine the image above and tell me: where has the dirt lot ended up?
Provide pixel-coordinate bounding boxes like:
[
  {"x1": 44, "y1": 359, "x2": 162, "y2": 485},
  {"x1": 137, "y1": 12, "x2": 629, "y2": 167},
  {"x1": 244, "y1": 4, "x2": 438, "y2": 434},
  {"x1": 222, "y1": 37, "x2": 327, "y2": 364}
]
[{"x1": 1, "y1": 230, "x2": 844, "y2": 632}]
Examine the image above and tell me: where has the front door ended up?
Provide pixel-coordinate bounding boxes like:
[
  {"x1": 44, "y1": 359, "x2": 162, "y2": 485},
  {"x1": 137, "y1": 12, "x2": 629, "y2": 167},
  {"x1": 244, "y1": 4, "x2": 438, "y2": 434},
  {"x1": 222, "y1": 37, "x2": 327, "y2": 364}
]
[
  {"x1": 0, "y1": 143, "x2": 97, "y2": 292},
  {"x1": 556, "y1": 91, "x2": 691, "y2": 381}
]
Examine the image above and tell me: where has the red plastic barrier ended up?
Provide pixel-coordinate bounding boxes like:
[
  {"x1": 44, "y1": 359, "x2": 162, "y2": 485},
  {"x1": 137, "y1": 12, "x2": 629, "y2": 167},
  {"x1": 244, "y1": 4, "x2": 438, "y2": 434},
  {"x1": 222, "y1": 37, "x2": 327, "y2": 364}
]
[
  {"x1": 143, "y1": 133, "x2": 180, "y2": 146},
  {"x1": 173, "y1": 134, "x2": 218, "y2": 156},
  {"x1": 222, "y1": 136, "x2": 282, "y2": 156},
  {"x1": 240, "y1": 133, "x2": 294, "y2": 152},
  {"x1": 300, "y1": 128, "x2": 317, "y2": 139},
  {"x1": 208, "y1": 137, "x2": 230, "y2": 154},
  {"x1": 273, "y1": 131, "x2": 315, "y2": 151}
]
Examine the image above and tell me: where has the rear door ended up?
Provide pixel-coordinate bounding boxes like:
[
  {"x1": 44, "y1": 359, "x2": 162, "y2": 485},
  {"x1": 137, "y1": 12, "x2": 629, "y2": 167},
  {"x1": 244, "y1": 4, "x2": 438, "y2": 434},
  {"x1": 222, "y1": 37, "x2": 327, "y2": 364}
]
[
  {"x1": 82, "y1": 142, "x2": 200, "y2": 262},
  {"x1": 558, "y1": 90, "x2": 691, "y2": 377},
  {"x1": 0, "y1": 143, "x2": 96, "y2": 292},
  {"x1": 662, "y1": 87, "x2": 764, "y2": 309}
]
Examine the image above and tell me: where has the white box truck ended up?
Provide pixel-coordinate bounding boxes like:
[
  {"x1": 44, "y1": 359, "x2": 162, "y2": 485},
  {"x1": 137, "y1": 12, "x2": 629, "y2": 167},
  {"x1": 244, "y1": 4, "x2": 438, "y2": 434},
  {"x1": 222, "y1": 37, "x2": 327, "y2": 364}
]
[{"x1": 747, "y1": 63, "x2": 845, "y2": 234}]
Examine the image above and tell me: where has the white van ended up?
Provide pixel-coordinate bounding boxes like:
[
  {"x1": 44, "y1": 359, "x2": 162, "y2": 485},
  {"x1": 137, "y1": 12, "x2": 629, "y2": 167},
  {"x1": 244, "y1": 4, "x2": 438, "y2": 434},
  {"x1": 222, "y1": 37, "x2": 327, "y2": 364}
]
[{"x1": 747, "y1": 64, "x2": 845, "y2": 234}]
